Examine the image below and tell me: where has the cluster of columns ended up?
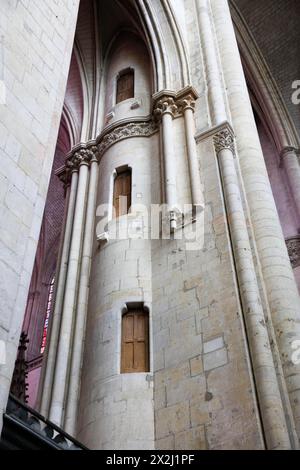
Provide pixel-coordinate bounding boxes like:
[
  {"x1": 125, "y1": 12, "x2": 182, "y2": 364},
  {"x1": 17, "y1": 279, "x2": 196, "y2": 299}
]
[
  {"x1": 35, "y1": 0, "x2": 300, "y2": 448},
  {"x1": 213, "y1": 125, "x2": 291, "y2": 449},
  {"x1": 38, "y1": 88, "x2": 203, "y2": 435},
  {"x1": 39, "y1": 144, "x2": 99, "y2": 436},
  {"x1": 153, "y1": 86, "x2": 204, "y2": 231},
  {"x1": 197, "y1": 0, "x2": 300, "y2": 448}
]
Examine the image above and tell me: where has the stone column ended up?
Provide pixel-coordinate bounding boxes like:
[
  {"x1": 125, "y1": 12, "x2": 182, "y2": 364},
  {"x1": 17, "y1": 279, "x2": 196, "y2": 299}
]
[
  {"x1": 64, "y1": 150, "x2": 99, "y2": 436},
  {"x1": 195, "y1": 0, "x2": 227, "y2": 125},
  {"x1": 214, "y1": 125, "x2": 291, "y2": 449},
  {"x1": 39, "y1": 167, "x2": 78, "y2": 417},
  {"x1": 49, "y1": 149, "x2": 92, "y2": 426},
  {"x1": 211, "y1": 0, "x2": 300, "y2": 442},
  {"x1": 178, "y1": 88, "x2": 204, "y2": 208},
  {"x1": 153, "y1": 93, "x2": 178, "y2": 231},
  {"x1": 281, "y1": 147, "x2": 300, "y2": 221}
]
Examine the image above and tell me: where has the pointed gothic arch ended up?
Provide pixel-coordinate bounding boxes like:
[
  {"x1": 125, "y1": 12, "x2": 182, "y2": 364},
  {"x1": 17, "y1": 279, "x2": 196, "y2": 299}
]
[{"x1": 134, "y1": 0, "x2": 191, "y2": 91}]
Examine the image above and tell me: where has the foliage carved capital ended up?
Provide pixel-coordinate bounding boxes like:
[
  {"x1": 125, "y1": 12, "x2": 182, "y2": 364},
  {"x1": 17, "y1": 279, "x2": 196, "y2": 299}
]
[{"x1": 213, "y1": 126, "x2": 235, "y2": 155}]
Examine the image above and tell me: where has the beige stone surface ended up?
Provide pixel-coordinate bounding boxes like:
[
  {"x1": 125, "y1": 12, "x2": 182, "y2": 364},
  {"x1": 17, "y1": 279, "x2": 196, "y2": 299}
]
[
  {"x1": 3, "y1": 0, "x2": 299, "y2": 452},
  {"x1": 0, "y1": 0, "x2": 79, "y2": 432}
]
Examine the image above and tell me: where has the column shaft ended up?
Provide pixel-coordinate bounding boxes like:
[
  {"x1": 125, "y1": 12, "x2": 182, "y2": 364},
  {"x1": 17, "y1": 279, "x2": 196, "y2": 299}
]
[
  {"x1": 64, "y1": 158, "x2": 99, "y2": 435},
  {"x1": 49, "y1": 162, "x2": 89, "y2": 426},
  {"x1": 282, "y1": 149, "x2": 300, "y2": 221},
  {"x1": 183, "y1": 107, "x2": 204, "y2": 207},
  {"x1": 196, "y1": 0, "x2": 227, "y2": 124},
  {"x1": 211, "y1": 0, "x2": 300, "y2": 441},
  {"x1": 162, "y1": 112, "x2": 177, "y2": 211},
  {"x1": 216, "y1": 135, "x2": 291, "y2": 449},
  {"x1": 39, "y1": 170, "x2": 78, "y2": 417}
]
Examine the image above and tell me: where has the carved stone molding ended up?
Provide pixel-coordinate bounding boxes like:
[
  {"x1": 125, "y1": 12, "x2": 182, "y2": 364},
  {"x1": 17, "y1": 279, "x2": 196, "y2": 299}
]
[
  {"x1": 57, "y1": 119, "x2": 159, "y2": 187},
  {"x1": 286, "y1": 236, "x2": 300, "y2": 268},
  {"x1": 98, "y1": 120, "x2": 158, "y2": 156},
  {"x1": 58, "y1": 85, "x2": 201, "y2": 187},
  {"x1": 213, "y1": 125, "x2": 235, "y2": 155}
]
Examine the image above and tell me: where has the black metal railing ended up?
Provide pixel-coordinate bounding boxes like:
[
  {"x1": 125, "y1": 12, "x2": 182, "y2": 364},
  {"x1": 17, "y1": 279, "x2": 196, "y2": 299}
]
[{"x1": 2, "y1": 394, "x2": 88, "y2": 450}]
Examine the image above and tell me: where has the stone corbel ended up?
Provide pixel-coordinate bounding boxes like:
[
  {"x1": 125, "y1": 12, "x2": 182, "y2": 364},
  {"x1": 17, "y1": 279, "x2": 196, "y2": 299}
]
[
  {"x1": 130, "y1": 99, "x2": 141, "y2": 110},
  {"x1": 97, "y1": 231, "x2": 109, "y2": 246},
  {"x1": 105, "y1": 111, "x2": 115, "y2": 125},
  {"x1": 55, "y1": 165, "x2": 72, "y2": 195}
]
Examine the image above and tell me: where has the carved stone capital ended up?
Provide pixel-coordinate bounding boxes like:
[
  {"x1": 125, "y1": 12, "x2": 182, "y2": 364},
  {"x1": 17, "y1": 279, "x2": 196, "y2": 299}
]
[
  {"x1": 57, "y1": 143, "x2": 99, "y2": 189},
  {"x1": 213, "y1": 126, "x2": 235, "y2": 155},
  {"x1": 89, "y1": 145, "x2": 100, "y2": 162},
  {"x1": 97, "y1": 120, "x2": 158, "y2": 156},
  {"x1": 66, "y1": 145, "x2": 99, "y2": 171},
  {"x1": 69, "y1": 148, "x2": 92, "y2": 168},
  {"x1": 153, "y1": 96, "x2": 178, "y2": 121},
  {"x1": 177, "y1": 94, "x2": 196, "y2": 113},
  {"x1": 176, "y1": 86, "x2": 199, "y2": 113},
  {"x1": 152, "y1": 86, "x2": 199, "y2": 121},
  {"x1": 286, "y1": 236, "x2": 300, "y2": 268}
]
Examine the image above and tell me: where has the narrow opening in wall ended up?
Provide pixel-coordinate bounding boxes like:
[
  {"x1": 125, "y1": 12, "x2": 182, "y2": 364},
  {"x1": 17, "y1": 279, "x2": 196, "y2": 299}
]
[
  {"x1": 113, "y1": 166, "x2": 132, "y2": 217},
  {"x1": 116, "y1": 68, "x2": 134, "y2": 104},
  {"x1": 121, "y1": 304, "x2": 149, "y2": 373}
]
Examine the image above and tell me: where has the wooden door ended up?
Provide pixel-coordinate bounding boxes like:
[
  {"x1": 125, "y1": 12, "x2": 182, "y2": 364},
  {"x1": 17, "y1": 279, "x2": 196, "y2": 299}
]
[
  {"x1": 116, "y1": 70, "x2": 134, "y2": 103},
  {"x1": 121, "y1": 310, "x2": 149, "y2": 373},
  {"x1": 113, "y1": 169, "x2": 131, "y2": 217}
]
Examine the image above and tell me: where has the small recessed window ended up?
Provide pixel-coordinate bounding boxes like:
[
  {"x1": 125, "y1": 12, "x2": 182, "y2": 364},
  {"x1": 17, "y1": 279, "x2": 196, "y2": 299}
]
[
  {"x1": 121, "y1": 307, "x2": 149, "y2": 373},
  {"x1": 113, "y1": 168, "x2": 132, "y2": 217},
  {"x1": 116, "y1": 69, "x2": 134, "y2": 104}
]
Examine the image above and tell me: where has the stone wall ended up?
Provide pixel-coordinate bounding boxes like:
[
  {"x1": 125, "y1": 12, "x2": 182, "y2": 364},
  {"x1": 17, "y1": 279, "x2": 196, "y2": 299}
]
[
  {"x1": 8, "y1": 0, "x2": 300, "y2": 450},
  {"x1": 77, "y1": 135, "x2": 158, "y2": 450},
  {"x1": 104, "y1": 32, "x2": 152, "y2": 124},
  {"x1": 0, "y1": 0, "x2": 79, "y2": 431},
  {"x1": 77, "y1": 0, "x2": 266, "y2": 449},
  {"x1": 152, "y1": 134, "x2": 263, "y2": 449}
]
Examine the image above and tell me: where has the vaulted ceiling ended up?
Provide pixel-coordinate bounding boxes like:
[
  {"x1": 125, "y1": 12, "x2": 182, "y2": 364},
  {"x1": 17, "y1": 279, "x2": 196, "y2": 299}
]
[
  {"x1": 232, "y1": 0, "x2": 300, "y2": 136},
  {"x1": 65, "y1": 0, "x2": 300, "y2": 142}
]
